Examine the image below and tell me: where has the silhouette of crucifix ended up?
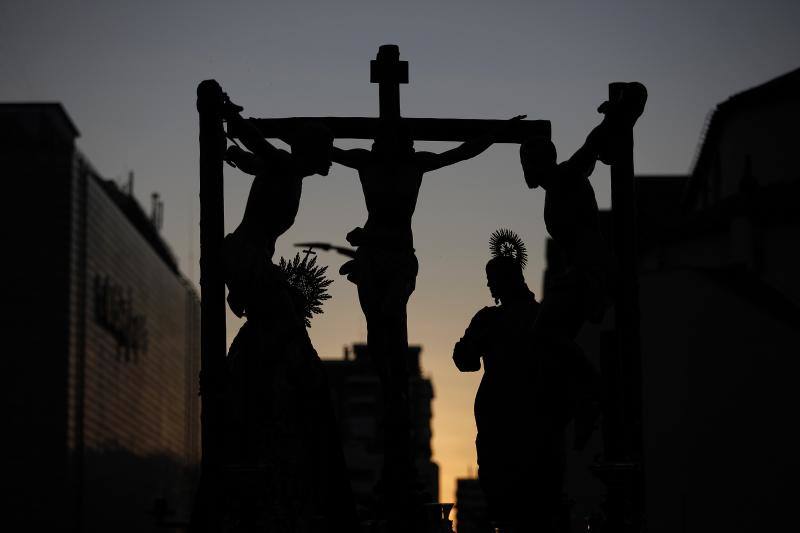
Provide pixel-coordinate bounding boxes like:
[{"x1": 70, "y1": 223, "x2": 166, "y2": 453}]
[
  {"x1": 198, "y1": 45, "x2": 644, "y2": 525},
  {"x1": 220, "y1": 44, "x2": 550, "y2": 518},
  {"x1": 242, "y1": 44, "x2": 549, "y2": 141}
]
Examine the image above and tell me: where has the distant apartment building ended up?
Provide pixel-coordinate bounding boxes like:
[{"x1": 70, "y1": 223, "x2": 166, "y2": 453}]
[
  {"x1": 550, "y1": 68, "x2": 800, "y2": 532},
  {"x1": 453, "y1": 477, "x2": 489, "y2": 533},
  {"x1": 2, "y1": 104, "x2": 200, "y2": 532},
  {"x1": 322, "y1": 343, "x2": 438, "y2": 516}
]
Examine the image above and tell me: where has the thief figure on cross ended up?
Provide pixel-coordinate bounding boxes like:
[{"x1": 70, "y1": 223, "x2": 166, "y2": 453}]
[
  {"x1": 519, "y1": 82, "x2": 648, "y2": 451},
  {"x1": 330, "y1": 44, "x2": 524, "y2": 522},
  {"x1": 215, "y1": 93, "x2": 359, "y2": 533}
]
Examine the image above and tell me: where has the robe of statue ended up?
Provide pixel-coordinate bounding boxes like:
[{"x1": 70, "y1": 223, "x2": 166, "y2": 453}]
[
  {"x1": 454, "y1": 288, "x2": 570, "y2": 531},
  {"x1": 221, "y1": 233, "x2": 357, "y2": 533}
]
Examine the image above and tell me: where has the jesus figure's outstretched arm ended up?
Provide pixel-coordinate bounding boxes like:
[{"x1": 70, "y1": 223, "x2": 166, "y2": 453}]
[
  {"x1": 331, "y1": 147, "x2": 371, "y2": 170},
  {"x1": 417, "y1": 115, "x2": 526, "y2": 173}
]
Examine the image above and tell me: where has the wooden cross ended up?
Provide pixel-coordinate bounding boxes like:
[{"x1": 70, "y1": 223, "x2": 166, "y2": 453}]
[
  {"x1": 231, "y1": 44, "x2": 551, "y2": 143},
  {"x1": 299, "y1": 246, "x2": 317, "y2": 262}
]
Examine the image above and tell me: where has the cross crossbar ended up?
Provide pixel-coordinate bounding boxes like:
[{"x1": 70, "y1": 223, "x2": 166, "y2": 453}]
[{"x1": 239, "y1": 116, "x2": 550, "y2": 143}]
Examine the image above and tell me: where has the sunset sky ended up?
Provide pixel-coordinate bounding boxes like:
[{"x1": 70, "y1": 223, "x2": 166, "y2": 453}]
[{"x1": 3, "y1": 0, "x2": 799, "y2": 503}]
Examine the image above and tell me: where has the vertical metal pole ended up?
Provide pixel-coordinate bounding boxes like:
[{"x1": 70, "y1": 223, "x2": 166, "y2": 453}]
[
  {"x1": 193, "y1": 79, "x2": 227, "y2": 532},
  {"x1": 608, "y1": 81, "x2": 645, "y2": 531}
]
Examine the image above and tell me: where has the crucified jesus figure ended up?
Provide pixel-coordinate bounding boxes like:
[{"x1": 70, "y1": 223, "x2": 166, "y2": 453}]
[{"x1": 331, "y1": 116, "x2": 523, "y2": 520}]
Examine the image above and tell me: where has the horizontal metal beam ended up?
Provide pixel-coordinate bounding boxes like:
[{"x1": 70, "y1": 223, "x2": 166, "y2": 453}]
[{"x1": 241, "y1": 116, "x2": 550, "y2": 143}]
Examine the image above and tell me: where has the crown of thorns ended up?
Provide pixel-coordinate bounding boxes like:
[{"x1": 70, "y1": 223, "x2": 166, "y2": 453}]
[
  {"x1": 278, "y1": 251, "x2": 333, "y2": 327},
  {"x1": 489, "y1": 228, "x2": 528, "y2": 269}
]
